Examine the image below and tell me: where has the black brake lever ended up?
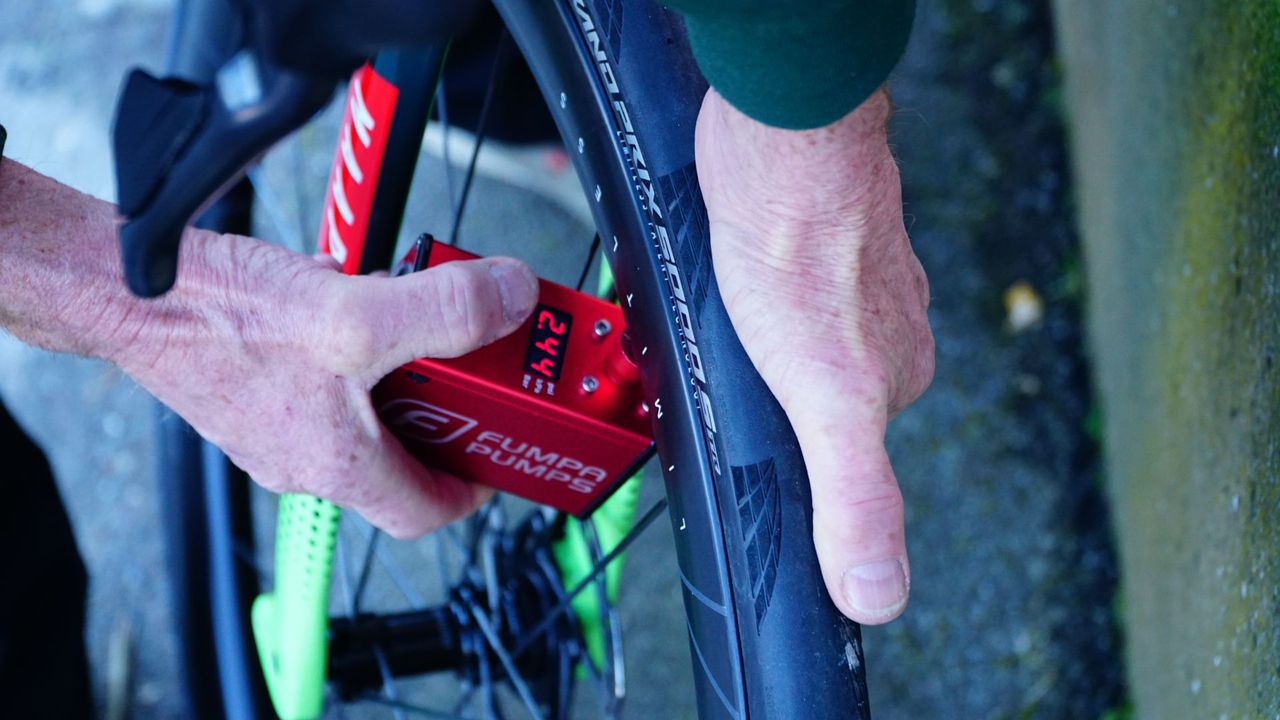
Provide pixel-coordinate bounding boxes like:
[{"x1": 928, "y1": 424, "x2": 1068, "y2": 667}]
[
  {"x1": 111, "y1": 0, "x2": 478, "y2": 298},
  {"x1": 112, "y1": 64, "x2": 337, "y2": 297}
]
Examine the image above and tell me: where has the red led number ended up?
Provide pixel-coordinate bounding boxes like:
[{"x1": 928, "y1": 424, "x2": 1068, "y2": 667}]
[
  {"x1": 531, "y1": 357, "x2": 556, "y2": 378},
  {"x1": 537, "y1": 310, "x2": 567, "y2": 335},
  {"x1": 524, "y1": 305, "x2": 573, "y2": 384}
]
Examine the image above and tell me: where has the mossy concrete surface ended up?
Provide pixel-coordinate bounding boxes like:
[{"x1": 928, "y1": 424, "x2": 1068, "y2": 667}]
[{"x1": 1053, "y1": 2, "x2": 1280, "y2": 717}]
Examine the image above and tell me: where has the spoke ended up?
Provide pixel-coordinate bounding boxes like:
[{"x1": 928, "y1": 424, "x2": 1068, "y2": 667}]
[
  {"x1": 575, "y1": 233, "x2": 602, "y2": 292},
  {"x1": 468, "y1": 605, "x2": 545, "y2": 720},
  {"x1": 434, "y1": 529, "x2": 454, "y2": 598},
  {"x1": 467, "y1": 500, "x2": 500, "y2": 563},
  {"x1": 481, "y1": 505, "x2": 507, "y2": 615},
  {"x1": 287, "y1": 134, "x2": 313, "y2": 251},
  {"x1": 452, "y1": 684, "x2": 477, "y2": 716},
  {"x1": 444, "y1": 525, "x2": 469, "y2": 565},
  {"x1": 512, "y1": 498, "x2": 668, "y2": 657},
  {"x1": 353, "y1": 529, "x2": 382, "y2": 613},
  {"x1": 246, "y1": 166, "x2": 305, "y2": 252},
  {"x1": 349, "y1": 521, "x2": 428, "y2": 608},
  {"x1": 482, "y1": 536, "x2": 502, "y2": 616},
  {"x1": 477, "y1": 624, "x2": 498, "y2": 720},
  {"x1": 374, "y1": 645, "x2": 409, "y2": 720},
  {"x1": 336, "y1": 525, "x2": 358, "y2": 615},
  {"x1": 447, "y1": 29, "x2": 511, "y2": 247},
  {"x1": 582, "y1": 520, "x2": 624, "y2": 717},
  {"x1": 435, "y1": 75, "x2": 459, "y2": 215},
  {"x1": 605, "y1": 609, "x2": 625, "y2": 700}
]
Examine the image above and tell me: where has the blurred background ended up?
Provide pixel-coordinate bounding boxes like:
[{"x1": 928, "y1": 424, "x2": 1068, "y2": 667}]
[{"x1": 0, "y1": 0, "x2": 1275, "y2": 718}]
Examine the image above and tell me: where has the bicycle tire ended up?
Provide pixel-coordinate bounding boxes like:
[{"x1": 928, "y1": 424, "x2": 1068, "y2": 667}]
[{"x1": 159, "y1": 1, "x2": 871, "y2": 718}]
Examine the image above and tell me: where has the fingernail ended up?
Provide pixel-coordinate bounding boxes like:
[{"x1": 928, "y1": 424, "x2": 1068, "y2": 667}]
[
  {"x1": 843, "y1": 558, "x2": 908, "y2": 618},
  {"x1": 489, "y1": 261, "x2": 538, "y2": 322}
]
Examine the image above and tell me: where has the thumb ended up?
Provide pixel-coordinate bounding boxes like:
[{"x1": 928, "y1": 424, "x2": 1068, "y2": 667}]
[
  {"x1": 344, "y1": 256, "x2": 539, "y2": 379},
  {"x1": 786, "y1": 381, "x2": 910, "y2": 624}
]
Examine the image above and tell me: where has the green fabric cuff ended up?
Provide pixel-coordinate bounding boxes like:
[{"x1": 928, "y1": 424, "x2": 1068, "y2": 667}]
[{"x1": 669, "y1": 1, "x2": 916, "y2": 129}]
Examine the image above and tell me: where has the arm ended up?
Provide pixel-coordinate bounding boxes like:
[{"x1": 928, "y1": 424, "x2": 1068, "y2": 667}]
[{"x1": 0, "y1": 160, "x2": 539, "y2": 537}]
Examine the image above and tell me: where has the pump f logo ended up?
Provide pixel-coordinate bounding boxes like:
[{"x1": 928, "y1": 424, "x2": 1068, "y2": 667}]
[{"x1": 380, "y1": 399, "x2": 478, "y2": 444}]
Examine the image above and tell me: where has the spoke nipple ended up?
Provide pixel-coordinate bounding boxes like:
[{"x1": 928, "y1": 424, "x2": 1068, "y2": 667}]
[
  {"x1": 593, "y1": 319, "x2": 612, "y2": 338},
  {"x1": 582, "y1": 375, "x2": 600, "y2": 394}
]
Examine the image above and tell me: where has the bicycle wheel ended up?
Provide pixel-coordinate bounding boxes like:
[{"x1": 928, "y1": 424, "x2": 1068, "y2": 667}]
[{"x1": 159, "y1": 1, "x2": 871, "y2": 719}]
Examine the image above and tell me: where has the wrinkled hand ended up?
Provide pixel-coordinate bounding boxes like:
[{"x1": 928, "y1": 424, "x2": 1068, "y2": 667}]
[
  {"x1": 695, "y1": 88, "x2": 934, "y2": 624},
  {"x1": 112, "y1": 232, "x2": 539, "y2": 538}
]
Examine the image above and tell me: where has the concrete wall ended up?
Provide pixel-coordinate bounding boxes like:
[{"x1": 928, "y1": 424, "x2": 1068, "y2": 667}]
[{"x1": 1053, "y1": 2, "x2": 1279, "y2": 717}]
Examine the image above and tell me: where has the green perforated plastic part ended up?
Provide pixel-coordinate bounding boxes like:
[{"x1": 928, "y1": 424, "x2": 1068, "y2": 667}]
[
  {"x1": 598, "y1": 259, "x2": 615, "y2": 298},
  {"x1": 252, "y1": 494, "x2": 341, "y2": 720}
]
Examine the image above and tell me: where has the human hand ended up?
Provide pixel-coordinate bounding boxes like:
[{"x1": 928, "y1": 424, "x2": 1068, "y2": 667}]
[
  {"x1": 0, "y1": 161, "x2": 536, "y2": 535},
  {"x1": 109, "y1": 231, "x2": 539, "y2": 538},
  {"x1": 694, "y1": 88, "x2": 934, "y2": 624}
]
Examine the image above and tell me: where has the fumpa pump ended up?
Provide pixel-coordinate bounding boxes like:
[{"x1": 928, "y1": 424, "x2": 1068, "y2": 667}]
[{"x1": 373, "y1": 236, "x2": 653, "y2": 517}]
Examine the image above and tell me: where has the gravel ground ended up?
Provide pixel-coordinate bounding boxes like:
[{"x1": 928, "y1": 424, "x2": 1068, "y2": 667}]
[
  {"x1": 866, "y1": 2, "x2": 1125, "y2": 717},
  {"x1": 0, "y1": 0, "x2": 1123, "y2": 718}
]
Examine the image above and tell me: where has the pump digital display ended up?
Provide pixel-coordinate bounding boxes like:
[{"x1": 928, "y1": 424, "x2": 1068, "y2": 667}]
[{"x1": 524, "y1": 304, "x2": 573, "y2": 383}]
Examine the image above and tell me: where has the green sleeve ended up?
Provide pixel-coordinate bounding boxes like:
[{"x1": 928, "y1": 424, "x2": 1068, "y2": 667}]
[{"x1": 662, "y1": 0, "x2": 916, "y2": 130}]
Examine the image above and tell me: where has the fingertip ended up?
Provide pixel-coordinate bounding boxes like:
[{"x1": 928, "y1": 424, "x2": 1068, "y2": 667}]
[
  {"x1": 483, "y1": 257, "x2": 539, "y2": 324},
  {"x1": 838, "y1": 556, "x2": 910, "y2": 624}
]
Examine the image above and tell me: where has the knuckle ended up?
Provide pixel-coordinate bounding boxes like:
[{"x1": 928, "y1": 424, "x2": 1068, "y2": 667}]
[
  {"x1": 317, "y1": 283, "x2": 382, "y2": 374},
  {"x1": 912, "y1": 329, "x2": 937, "y2": 396},
  {"x1": 889, "y1": 306, "x2": 935, "y2": 413},
  {"x1": 912, "y1": 256, "x2": 931, "y2": 308},
  {"x1": 830, "y1": 483, "x2": 904, "y2": 519},
  {"x1": 330, "y1": 316, "x2": 382, "y2": 375}
]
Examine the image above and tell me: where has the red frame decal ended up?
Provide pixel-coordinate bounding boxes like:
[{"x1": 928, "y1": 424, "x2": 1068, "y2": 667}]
[{"x1": 317, "y1": 64, "x2": 398, "y2": 274}]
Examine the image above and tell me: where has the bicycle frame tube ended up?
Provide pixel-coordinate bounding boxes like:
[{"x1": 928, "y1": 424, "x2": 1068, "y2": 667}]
[{"x1": 316, "y1": 47, "x2": 445, "y2": 274}]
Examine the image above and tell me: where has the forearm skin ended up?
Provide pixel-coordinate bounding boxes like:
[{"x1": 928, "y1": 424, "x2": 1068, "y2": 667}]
[{"x1": 0, "y1": 161, "x2": 286, "y2": 372}]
